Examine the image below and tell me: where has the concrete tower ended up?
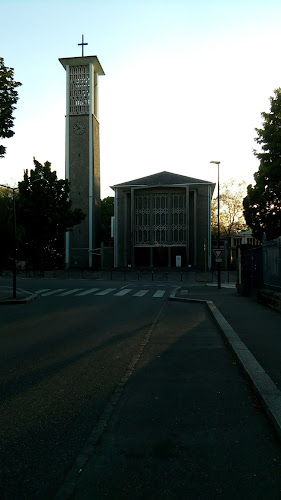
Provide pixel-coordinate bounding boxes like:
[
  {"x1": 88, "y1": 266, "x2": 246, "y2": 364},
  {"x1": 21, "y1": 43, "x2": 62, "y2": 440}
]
[{"x1": 59, "y1": 39, "x2": 105, "y2": 268}]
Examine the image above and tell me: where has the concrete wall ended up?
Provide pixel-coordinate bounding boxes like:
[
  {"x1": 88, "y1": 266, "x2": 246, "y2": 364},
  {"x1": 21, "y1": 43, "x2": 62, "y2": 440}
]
[
  {"x1": 68, "y1": 114, "x2": 100, "y2": 267},
  {"x1": 69, "y1": 115, "x2": 89, "y2": 267}
]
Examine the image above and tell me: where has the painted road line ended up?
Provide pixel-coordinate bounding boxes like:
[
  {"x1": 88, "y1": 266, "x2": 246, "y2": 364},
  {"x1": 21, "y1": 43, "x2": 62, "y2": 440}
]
[
  {"x1": 152, "y1": 290, "x2": 166, "y2": 298},
  {"x1": 41, "y1": 289, "x2": 66, "y2": 296},
  {"x1": 95, "y1": 288, "x2": 116, "y2": 296},
  {"x1": 58, "y1": 289, "x2": 84, "y2": 296},
  {"x1": 75, "y1": 288, "x2": 100, "y2": 296},
  {"x1": 133, "y1": 290, "x2": 149, "y2": 297},
  {"x1": 114, "y1": 289, "x2": 133, "y2": 297},
  {"x1": 35, "y1": 289, "x2": 51, "y2": 294}
]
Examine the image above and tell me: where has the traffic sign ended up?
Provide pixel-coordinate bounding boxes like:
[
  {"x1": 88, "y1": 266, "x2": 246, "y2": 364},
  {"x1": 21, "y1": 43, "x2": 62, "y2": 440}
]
[{"x1": 213, "y1": 248, "x2": 224, "y2": 259}]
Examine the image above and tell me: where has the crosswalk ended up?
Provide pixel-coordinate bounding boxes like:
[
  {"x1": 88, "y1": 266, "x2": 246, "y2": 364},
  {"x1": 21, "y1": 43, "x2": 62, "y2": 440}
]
[{"x1": 35, "y1": 287, "x2": 168, "y2": 299}]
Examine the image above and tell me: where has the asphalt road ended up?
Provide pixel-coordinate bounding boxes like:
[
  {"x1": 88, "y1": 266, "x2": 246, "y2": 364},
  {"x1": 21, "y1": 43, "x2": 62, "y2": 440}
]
[
  {"x1": 0, "y1": 279, "x2": 172, "y2": 498},
  {"x1": 1, "y1": 278, "x2": 281, "y2": 499}
]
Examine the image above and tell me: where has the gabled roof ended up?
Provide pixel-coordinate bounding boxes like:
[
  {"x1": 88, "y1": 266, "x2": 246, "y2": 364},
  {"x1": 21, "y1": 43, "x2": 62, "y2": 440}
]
[{"x1": 111, "y1": 171, "x2": 214, "y2": 189}]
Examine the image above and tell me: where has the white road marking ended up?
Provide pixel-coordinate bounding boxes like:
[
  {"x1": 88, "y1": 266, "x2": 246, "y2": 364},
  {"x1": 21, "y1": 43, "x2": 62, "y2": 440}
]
[
  {"x1": 75, "y1": 288, "x2": 100, "y2": 296},
  {"x1": 114, "y1": 289, "x2": 133, "y2": 296},
  {"x1": 38, "y1": 287, "x2": 169, "y2": 299},
  {"x1": 133, "y1": 290, "x2": 149, "y2": 297},
  {"x1": 95, "y1": 288, "x2": 116, "y2": 296},
  {"x1": 58, "y1": 288, "x2": 84, "y2": 296},
  {"x1": 41, "y1": 289, "x2": 66, "y2": 296},
  {"x1": 153, "y1": 290, "x2": 166, "y2": 298}
]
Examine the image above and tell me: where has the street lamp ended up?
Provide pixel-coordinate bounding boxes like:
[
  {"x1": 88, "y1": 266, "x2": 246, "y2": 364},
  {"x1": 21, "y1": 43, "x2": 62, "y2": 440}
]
[
  {"x1": 0, "y1": 184, "x2": 18, "y2": 298},
  {"x1": 210, "y1": 161, "x2": 221, "y2": 289}
]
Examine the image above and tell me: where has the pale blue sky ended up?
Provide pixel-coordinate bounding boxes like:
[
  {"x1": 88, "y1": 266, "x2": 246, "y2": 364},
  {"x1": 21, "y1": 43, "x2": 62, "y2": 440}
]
[{"x1": 1, "y1": 0, "x2": 281, "y2": 197}]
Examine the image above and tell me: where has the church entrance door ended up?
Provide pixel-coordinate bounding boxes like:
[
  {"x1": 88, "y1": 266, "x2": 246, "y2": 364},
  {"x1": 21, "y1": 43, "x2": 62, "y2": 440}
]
[
  {"x1": 153, "y1": 247, "x2": 168, "y2": 267},
  {"x1": 135, "y1": 247, "x2": 150, "y2": 267}
]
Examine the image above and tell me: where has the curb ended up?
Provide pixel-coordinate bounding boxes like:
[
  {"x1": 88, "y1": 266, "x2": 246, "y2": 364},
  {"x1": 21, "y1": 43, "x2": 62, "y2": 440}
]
[
  {"x1": 169, "y1": 293, "x2": 281, "y2": 444},
  {"x1": 0, "y1": 288, "x2": 39, "y2": 305}
]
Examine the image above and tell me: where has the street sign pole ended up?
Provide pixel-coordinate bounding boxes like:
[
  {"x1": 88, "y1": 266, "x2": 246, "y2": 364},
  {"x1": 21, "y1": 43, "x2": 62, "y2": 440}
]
[{"x1": 213, "y1": 248, "x2": 224, "y2": 288}]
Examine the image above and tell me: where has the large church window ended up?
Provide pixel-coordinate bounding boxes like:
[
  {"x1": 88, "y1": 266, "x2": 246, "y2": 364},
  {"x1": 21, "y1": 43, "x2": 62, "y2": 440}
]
[
  {"x1": 171, "y1": 194, "x2": 186, "y2": 244},
  {"x1": 153, "y1": 194, "x2": 168, "y2": 244},
  {"x1": 135, "y1": 195, "x2": 151, "y2": 245},
  {"x1": 135, "y1": 192, "x2": 187, "y2": 245}
]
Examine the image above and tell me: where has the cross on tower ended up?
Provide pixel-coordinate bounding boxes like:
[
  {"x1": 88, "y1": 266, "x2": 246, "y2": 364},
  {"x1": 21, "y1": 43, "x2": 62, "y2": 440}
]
[{"x1": 78, "y1": 34, "x2": 88, "y2": 57}]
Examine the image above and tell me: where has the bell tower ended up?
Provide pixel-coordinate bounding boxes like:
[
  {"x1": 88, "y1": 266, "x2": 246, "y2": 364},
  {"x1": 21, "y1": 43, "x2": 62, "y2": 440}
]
[{"x1": 59, "y1": 37, "x2": 105, "y2": 267}]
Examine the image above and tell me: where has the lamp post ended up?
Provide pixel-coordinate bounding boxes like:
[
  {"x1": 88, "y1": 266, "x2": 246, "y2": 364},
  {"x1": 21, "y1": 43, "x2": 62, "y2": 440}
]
[
  {"x1": 0, "y1": 184, "x2": 18, "y2": 298},
  {"x1": 210, "y1": 161, "x2": 221, "y2": 289}
]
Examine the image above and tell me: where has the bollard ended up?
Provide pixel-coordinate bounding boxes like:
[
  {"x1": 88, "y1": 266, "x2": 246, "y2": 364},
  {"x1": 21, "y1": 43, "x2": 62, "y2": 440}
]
[{"x1": 152, "y1": 270, "x2": 154, "y2": 281}]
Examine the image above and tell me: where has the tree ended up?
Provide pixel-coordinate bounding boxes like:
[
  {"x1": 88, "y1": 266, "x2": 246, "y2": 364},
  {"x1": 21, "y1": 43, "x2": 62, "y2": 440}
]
[
  {"x1": 101, "y1": 196, "x2": 114, "y2": 241},
  {"x1": 0, "y1": 186, "x2": 14, "y2": 268},
  {"x1": 244, "y1": 88, "x2": 281, "y2": 241},
  {"x1": 211, "y1": 179, "x2": 248, "y2": 238},
  {"x1": 17, "y1": 159, "x2": 86, "y2": 267},
  {"x1": 0, "y1": 57, "x2": 21, "y2": 158}
]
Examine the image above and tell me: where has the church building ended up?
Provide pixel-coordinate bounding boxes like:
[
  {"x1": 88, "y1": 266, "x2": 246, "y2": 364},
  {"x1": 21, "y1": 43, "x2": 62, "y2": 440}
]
[
  {"x1": 111, "y1": 171, "x2": 215, "y2": 269},
  {"x1": 59, "y1": 39, "x2": 214, "y2": 271}
]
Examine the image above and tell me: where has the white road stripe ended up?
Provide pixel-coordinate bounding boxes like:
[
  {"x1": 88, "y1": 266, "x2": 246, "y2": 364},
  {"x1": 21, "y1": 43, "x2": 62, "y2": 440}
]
[
  {"x1": 75, "y1": 288, "x2": 100, "y2": 296},
  {"x1": 133, "y1": 290, "x2": 149, "y2": 297},
  {"x1": 41, "y1": 289, "x2": 66, "y2": 296},
  {"x1": 95, "y1": 288, "x2": 116, "y2": 296},
  {"x1": 38, "y1": 287, "x2": 167, "y2": 299},
  {"x1": 153, "y1": 290, "x2": 166, "y2": 298},
  {"x1": 58, "y1": 288, "x2": 83, "y2": 296},
  {"x1": 114, "y1": 289, "x2": 133, "y2": 296}
]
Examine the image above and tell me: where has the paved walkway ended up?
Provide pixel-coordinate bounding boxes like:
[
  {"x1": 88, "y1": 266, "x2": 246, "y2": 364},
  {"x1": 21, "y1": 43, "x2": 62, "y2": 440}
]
[
  {"x1": 55, "y1": 287, "x2": 281, "y2": 499},
  {"x1": 184, "y1": 286, "x2": 281, "y2": 394}
]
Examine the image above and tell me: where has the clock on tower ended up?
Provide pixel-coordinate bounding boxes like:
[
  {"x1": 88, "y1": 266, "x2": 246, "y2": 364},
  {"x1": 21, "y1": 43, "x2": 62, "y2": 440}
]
[{"x1": 59, "y1": 38, "x2": 105, "y2": 268}]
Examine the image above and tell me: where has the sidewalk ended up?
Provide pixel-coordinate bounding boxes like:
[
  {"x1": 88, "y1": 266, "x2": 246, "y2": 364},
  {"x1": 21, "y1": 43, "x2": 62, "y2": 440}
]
[
  {"x1": 179, "y1": 286, "x2": 281, "y2": 394},
  {"x1": 0, "y1": 285, "x2": 38, "y2": 304},
  {"x1": 56, "y1": 290, "x2": 281, "y2": 499}
]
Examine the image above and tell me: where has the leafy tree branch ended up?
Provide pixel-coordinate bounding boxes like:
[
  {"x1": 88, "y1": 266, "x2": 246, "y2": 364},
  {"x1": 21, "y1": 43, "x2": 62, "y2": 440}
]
[{"x1": 0, "y1": 57, "x2": 21, "y2": 157}]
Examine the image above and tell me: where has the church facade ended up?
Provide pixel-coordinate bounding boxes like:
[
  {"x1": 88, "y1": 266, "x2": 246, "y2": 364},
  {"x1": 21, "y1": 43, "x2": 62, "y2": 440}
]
[{"x1": 111, "y1": 171, "x2": 215, "y2": 269}]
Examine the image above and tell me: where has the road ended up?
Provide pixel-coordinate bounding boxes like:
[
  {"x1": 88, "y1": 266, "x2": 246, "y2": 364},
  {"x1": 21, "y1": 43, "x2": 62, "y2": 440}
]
[
  {"x1": 1, "y1": 277, "x2": 281, "y2": 499},
  {"x1": 0, "y1": 279, "x2": 174, "y2": 498}
]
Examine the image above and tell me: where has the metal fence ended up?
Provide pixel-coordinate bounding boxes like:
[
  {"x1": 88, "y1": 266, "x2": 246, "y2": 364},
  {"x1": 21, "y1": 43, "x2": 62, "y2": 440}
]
[
  {"x1": 1, "y1": 267, "x2": 237, "y2": 284},
  {"x1": 239, "y1": 237, "x2": 281, "y2": 293},
  {"x1": 239, "y1": 246, "x2": 263, "y2": 294},
  {"x1": 263, "y1": 237, "x2": 281, "y2": 289}
]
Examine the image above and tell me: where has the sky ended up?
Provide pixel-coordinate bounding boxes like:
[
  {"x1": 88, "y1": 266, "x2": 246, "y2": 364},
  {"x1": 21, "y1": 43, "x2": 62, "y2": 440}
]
[{"x1": 1, "y1": 0, "x2": 281, "y2": 198}]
